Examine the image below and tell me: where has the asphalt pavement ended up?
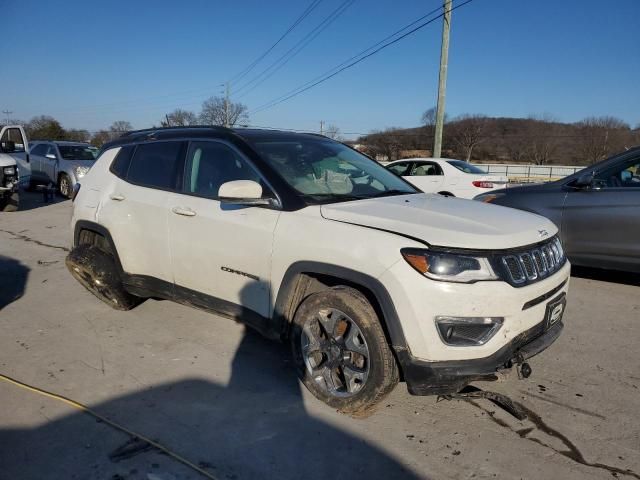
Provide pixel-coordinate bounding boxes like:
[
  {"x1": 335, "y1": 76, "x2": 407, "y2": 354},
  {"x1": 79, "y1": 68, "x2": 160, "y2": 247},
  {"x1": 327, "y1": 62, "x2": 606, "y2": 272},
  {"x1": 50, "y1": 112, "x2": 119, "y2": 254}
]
[{"x1": 1, "y1": 192, "x2": 638, "y2": 480}]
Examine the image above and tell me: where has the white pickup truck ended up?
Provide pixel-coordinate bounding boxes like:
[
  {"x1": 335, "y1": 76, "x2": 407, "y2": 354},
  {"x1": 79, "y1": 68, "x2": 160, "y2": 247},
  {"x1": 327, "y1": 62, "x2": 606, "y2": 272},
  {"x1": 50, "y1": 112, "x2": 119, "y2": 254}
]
[{"x1": 0, "y1": 125, "x2": 31, "y2": 211}]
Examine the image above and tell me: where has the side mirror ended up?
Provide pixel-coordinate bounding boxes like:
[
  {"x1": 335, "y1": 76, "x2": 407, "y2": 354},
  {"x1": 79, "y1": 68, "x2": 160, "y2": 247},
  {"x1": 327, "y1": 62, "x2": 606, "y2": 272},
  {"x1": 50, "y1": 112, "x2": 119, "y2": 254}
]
[
  {"x1": 1, "y1": 140, "x2": 16, "y2": 153},
  {"x1": 45, "y1": 153, "x2": 57, "y2": 160},
  {"x1": 218, "y1": 180, "x2": 274, "y2": 206},
  {"x1": 574, "y1": 172, "x2": 594, "y2": 188}
]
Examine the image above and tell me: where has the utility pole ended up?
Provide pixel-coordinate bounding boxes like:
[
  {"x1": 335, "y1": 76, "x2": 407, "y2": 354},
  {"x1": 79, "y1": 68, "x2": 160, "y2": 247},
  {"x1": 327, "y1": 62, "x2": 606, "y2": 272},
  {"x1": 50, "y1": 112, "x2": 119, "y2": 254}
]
[
  {"x1": 320, "y1": 120, "x2": 324, "y2": 135},
  {"x1": 2, "y1": 110, "x2": 13, "y2": 126},
  {"x1": 224, "y1": 82, "x2": 230, "y2": 128},
  {"x1": 433, "y1": 0, "x2": 452, "y2": 158}
]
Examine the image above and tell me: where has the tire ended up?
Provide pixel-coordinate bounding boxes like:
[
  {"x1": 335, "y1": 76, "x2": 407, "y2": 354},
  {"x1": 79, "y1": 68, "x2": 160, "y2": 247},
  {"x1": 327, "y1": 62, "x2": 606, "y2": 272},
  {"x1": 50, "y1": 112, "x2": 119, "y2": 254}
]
[
  {"x1": 290, "y1": 286, "x2": 399, "y2": 416},
  {"x1": 0, "y1": 192, "x2": 19, "y2": 212},
  {"x1": 58, "y1": 173, "x2": 72, "y2": 198},
  {"x1": 66, "y1": 244, "x2": 143, "y2": 311}
]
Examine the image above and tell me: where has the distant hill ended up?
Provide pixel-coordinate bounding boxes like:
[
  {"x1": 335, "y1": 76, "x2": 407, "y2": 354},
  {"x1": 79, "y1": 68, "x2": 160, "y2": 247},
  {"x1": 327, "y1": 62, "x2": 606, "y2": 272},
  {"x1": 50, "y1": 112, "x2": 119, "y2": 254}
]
[{"x1": 355, "y1": 116, "x2": 639, "y2": 165}]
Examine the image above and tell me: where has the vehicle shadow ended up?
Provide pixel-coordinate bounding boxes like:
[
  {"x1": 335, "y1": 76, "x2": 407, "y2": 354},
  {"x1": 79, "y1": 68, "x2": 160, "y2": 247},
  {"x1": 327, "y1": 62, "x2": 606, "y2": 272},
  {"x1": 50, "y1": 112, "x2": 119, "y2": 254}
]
[
  {"x1": 15, "y1": 190, "x2": 68, "y2": 212},
  {"x1": 571, "y1": 265, "x2": 640, "y2": 287},
  {"x1": 0, "y1": 255, "x2": 29, "y2": 310},
  {"x1": 0, "y1": 285, "x2": 422, "y2": 480}
]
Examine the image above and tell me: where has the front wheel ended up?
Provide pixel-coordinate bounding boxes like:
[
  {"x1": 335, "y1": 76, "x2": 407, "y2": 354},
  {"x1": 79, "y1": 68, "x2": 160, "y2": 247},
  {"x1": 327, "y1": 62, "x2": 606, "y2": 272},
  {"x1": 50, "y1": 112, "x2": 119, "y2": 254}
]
[
  {"x1": 290, "y1": 286, "x2": 399, "y2": 416},
  {"x1": 58, "y1": 173, "x2": 72, "y2": 198}
]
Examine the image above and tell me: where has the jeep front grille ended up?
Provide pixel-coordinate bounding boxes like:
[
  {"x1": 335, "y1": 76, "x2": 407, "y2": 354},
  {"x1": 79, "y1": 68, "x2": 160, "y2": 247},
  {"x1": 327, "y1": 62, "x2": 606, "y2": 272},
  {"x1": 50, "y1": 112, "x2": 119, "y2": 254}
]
[{"x1": 495, "y1": 237, "x2": 566, "y2": 287}]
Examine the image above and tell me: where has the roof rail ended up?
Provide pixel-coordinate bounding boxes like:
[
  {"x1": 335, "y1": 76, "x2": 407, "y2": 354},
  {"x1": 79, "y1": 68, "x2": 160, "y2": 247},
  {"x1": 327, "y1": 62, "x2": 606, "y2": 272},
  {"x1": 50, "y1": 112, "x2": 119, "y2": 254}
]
[{"x1": 119, "y1": 125, "x2": 231, "y2": 138}]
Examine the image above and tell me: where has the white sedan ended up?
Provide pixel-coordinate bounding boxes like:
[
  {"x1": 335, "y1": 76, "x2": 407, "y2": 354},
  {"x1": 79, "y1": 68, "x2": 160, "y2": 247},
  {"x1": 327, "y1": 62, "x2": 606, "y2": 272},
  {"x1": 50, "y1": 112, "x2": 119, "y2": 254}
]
[{"x1": 385, "y1": 158, "x2": 508, "y2": 199}]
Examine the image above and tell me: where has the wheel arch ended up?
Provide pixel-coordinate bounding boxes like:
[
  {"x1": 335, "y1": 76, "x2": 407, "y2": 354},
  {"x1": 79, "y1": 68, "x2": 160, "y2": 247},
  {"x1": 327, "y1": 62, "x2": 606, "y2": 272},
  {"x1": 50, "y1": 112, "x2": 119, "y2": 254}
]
[
  {"x1": 73, "y1": 220, "x2": 125, "y2": 274},
  {"x1": 438, "y1": 191, "x2": 455, "y2": 197},
  {"x1": 273, "y1": 262, "x2": 409, "y2": 362}
]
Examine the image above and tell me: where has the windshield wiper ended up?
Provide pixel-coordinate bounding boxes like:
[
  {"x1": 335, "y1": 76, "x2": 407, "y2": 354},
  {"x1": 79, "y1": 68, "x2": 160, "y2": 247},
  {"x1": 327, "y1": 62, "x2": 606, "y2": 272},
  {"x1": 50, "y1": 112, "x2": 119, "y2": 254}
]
[{"x1": 367, "y1": 189, "x2": 415, "y2": 198}]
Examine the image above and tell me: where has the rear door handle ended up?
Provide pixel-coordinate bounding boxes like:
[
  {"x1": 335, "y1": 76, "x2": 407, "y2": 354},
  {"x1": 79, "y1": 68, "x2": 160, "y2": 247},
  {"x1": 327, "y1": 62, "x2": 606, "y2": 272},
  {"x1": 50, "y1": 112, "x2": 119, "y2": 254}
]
[
  {"x1": 110, "y1": 194, "x2": 125, "y2": 201},
  {"x1": 171, "y1": 206, "x2": 197, "y2": 217}
]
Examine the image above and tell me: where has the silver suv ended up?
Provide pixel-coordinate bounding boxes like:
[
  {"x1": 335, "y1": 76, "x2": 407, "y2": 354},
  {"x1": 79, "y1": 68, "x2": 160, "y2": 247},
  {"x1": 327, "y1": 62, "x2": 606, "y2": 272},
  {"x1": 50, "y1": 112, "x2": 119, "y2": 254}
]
[{"x1": 29, "y1": 141, "x2": 98, "y2": 197}]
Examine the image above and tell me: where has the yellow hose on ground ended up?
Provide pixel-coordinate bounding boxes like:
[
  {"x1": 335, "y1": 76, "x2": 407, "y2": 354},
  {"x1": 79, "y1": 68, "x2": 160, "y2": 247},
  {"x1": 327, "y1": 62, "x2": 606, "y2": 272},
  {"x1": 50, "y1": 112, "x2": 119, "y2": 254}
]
[{"x1": 0, "y1": 373, "x2": 218, "y2": 480}]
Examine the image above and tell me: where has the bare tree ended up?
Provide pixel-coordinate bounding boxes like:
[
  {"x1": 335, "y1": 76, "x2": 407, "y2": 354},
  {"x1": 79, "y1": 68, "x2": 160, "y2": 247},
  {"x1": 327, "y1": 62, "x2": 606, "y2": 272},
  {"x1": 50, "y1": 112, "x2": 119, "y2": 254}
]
[
  {"x1": 90, "y1": 130, "x2": 112, "y2": 147},
  {"x1": 110, "y1": 121, "x2": 133, "y2": 134},
  {"x1": 576, "y1": 116, "x2": 630, "y2": 163},
  {"x1": 65, "y1": 129, "x2": 91, "y2": 142},
  {"x1": 324, "y1": 124, "x2": 342, "y2": 140},
  {"x1": 363, "y1": 128, "x2": 405, "y2": 161},
  {"x1": 161, "y1": 109, "x2": 198, "y2": 127},
  {"x1": 199, "y1": 97, "x2": 248, "y2": 127},
  {"x1": 522, "y1": 114, "x2": 559, "y2": 165},
  {"x1": 451, "y1": 114, "x2": 488, "y2": 161},
  {"x1": 421, "y1": 106, "x2": 448, "y2": 154}
]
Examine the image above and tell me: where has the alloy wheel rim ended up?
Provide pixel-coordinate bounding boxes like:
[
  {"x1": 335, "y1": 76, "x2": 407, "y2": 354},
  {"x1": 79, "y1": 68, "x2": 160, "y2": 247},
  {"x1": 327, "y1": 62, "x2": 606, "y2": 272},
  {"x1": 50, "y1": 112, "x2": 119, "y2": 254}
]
[
  {"x1": 301, "y1": 308, "x2": 370, "y2": 397},
  {"x1": 60, "y1": 177, "x2": 69, "y2": 196}
]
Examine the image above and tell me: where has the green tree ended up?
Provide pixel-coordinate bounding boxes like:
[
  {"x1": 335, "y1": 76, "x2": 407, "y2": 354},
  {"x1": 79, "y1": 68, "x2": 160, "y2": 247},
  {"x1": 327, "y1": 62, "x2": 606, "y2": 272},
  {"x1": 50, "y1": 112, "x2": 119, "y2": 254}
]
[{"x1": 26, "y1": 115, "x2": 66, "y2": 140}]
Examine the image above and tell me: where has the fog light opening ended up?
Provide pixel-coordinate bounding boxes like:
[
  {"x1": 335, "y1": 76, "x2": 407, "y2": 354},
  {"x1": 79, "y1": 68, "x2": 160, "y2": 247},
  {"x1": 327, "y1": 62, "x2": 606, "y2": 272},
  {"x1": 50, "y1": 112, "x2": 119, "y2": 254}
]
[{"x1": 435, "y1": 316, "x2": 504, "y2": 346}]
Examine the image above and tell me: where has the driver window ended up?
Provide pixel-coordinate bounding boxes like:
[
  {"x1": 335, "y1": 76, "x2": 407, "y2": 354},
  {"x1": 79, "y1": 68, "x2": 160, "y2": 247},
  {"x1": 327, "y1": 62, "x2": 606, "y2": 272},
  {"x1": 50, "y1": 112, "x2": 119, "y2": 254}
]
[
  {"x1": 184, "y1": 141, "x2": 265, "y2": 199},
  {"x1": 594, "y1": 160, "x2": 640, "y2": 189}
]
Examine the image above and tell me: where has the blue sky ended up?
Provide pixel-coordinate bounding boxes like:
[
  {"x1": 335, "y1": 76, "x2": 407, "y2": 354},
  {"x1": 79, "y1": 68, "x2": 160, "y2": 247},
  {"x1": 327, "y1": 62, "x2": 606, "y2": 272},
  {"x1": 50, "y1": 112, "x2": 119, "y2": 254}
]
[{"x1": 1, "y1": 0, "x2": 638, "y2": 137}]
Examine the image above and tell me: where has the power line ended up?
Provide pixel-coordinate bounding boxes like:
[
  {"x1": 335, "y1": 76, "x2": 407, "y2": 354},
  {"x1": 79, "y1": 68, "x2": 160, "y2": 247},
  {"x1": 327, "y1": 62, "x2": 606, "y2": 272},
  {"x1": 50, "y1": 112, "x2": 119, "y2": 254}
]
[
  {"x1": 249, "y1": 0, "x2": 475, "y2": 115},
  {"x1": 233, "y1": 0, "x2": 355, "y2": 98},
  {"x1": 246, "y1": 3, "x2": 444, "y2": 108},
  {"x1": 229, "y1": 0, "x2": 324, "y2": 85}
]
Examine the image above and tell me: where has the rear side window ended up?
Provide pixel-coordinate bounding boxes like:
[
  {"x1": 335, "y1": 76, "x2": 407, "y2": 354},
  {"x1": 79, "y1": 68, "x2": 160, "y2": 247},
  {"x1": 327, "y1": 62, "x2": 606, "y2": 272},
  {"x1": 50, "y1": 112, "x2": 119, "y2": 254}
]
[
  {"x1": 126, "y1": 142, "x2": 184, "y2": 190},
  {"x1": 110, "y1": 145, "x2": 135, "y2": 179}
]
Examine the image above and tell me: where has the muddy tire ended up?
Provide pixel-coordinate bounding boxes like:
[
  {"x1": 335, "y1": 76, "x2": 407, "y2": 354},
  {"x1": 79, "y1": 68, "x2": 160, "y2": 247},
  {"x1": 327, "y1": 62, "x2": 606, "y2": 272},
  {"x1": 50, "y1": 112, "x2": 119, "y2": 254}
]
[
  {"x1": 58, "y1": 173, "x2": 72, "y2": 198},
  {"x1": 0, "y1": 192, "x2": 19, "y2": 212},
  {"x1": 290, "y1": 286, "x2": 399, "y2": 416},
  {"x1": 66, "y1": 244, "x2": 142, "y2": 311}
]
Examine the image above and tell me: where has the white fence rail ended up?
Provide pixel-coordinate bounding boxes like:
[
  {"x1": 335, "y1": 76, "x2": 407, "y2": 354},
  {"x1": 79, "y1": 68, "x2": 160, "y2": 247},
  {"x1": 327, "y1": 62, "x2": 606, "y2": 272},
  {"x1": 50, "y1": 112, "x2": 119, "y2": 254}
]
[{"x1": 472, "y1": 163, "x2": 583, "y2": 182}]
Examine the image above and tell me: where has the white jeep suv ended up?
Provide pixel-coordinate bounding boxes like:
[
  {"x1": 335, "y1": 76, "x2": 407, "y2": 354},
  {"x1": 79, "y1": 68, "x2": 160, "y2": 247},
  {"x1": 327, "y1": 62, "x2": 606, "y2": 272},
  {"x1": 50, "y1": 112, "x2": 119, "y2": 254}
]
[{"x1": 68, "y1": 127, "x2": 570, "y2": 414}]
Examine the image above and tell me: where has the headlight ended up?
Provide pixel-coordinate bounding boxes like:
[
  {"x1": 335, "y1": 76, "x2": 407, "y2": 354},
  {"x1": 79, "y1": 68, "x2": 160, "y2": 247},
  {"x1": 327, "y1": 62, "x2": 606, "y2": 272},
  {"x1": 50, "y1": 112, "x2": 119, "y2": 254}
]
[
  {"x1": 474, "y1": 192, "x2": 505, "y2": 203},
  {"x1": 3, "y1": 166, "x2": 16, "y2": 176},
  {"x1": 401, "y1": 248, "x2": 498, "y2": 283},
  {"x1": 74, "y1": 165, "x2": 90, "y2": 178}
]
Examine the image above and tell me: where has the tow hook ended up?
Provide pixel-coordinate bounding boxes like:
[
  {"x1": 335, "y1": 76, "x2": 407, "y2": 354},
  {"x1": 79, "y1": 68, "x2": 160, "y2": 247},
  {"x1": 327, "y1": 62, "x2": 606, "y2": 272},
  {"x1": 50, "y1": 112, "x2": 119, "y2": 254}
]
[{"x1": 511, "y1": 353, "x2": 532, "y2": 379}]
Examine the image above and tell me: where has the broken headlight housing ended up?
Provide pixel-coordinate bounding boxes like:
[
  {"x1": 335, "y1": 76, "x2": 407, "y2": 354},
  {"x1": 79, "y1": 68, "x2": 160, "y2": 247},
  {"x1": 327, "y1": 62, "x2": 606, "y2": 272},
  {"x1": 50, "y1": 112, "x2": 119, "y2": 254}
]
[{"x1": 401, "y1": 248, "x2": 498, "y2": 283}]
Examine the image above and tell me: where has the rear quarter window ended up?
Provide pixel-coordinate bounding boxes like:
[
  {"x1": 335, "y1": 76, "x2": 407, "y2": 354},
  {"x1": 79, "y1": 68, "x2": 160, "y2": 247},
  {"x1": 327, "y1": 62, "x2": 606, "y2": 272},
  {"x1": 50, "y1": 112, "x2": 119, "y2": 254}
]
[{"x1": 109, "y1": 145, "x2": 135, "y2": 179}]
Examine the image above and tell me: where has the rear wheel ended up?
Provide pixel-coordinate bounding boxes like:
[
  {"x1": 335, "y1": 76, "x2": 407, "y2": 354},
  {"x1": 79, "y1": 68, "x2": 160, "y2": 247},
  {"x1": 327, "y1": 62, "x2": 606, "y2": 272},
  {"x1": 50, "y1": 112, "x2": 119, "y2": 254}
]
[
  {"x1": 66, "y1": 244, "x2": 143, "y2": 310},
  {"x1": 290, "y1": 286, "x2": 398, "y2": 416},
  {"x1": 0, "y1": 192, "x2": 19, "y2": 212}
]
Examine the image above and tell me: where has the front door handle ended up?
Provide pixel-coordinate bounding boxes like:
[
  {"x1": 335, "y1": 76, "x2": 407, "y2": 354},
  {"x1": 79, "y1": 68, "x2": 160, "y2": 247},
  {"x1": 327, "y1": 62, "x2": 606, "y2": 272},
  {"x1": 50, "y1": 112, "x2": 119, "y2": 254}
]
[
  {"x1": 110, "y1": 194, "x2": 125, "y2": 201},
  {"x1": 171, "y1": 206, "x2": 197, "y2": 217}
]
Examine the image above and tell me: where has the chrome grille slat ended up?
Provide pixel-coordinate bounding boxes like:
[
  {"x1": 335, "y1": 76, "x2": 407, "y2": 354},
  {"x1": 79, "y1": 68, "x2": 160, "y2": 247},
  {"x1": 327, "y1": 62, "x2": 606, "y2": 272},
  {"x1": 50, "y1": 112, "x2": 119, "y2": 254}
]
[{"x1": 498, "y1": 237, "x2": 566, "y2": 286}]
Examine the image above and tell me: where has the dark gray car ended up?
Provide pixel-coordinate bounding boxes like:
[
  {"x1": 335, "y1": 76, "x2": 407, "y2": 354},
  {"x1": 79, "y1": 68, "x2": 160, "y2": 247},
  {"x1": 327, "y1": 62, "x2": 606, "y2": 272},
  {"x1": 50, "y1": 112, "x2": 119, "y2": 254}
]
[{"x1": 475, "y1": 147, "x2": 640, "y2": 273}]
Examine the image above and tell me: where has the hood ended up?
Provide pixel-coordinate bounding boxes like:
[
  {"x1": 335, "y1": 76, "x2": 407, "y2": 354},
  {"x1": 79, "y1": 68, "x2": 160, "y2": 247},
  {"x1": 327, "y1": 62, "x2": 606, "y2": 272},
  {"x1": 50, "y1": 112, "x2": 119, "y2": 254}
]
[
  {"x1": 0, "y1": 153, "x2": 17, "y2": 168},
  {"x1": 320, "y1": 193, "x2": 557, "y2": 250}
]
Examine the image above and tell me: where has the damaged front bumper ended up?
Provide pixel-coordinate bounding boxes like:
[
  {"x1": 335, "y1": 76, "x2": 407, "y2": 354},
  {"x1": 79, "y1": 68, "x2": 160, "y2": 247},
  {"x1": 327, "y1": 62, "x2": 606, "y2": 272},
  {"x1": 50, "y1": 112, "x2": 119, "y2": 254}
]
[{"x1": 399, "y1": 319, "x2": 564, "y2": 396}]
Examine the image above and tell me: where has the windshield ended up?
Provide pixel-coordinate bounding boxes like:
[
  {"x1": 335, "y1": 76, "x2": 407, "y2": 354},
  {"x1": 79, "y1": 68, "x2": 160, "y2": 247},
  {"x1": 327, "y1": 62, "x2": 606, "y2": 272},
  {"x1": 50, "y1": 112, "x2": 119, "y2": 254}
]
[
  {"x1": 447, "y1": 160, "x2": 487, "y2": 174},
  {"x1": 249, "y1": 137, "x2": 418, "y2": 203},
  {"x1": 58, "y1": 145, "x2": 97, "y2": 161}
]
